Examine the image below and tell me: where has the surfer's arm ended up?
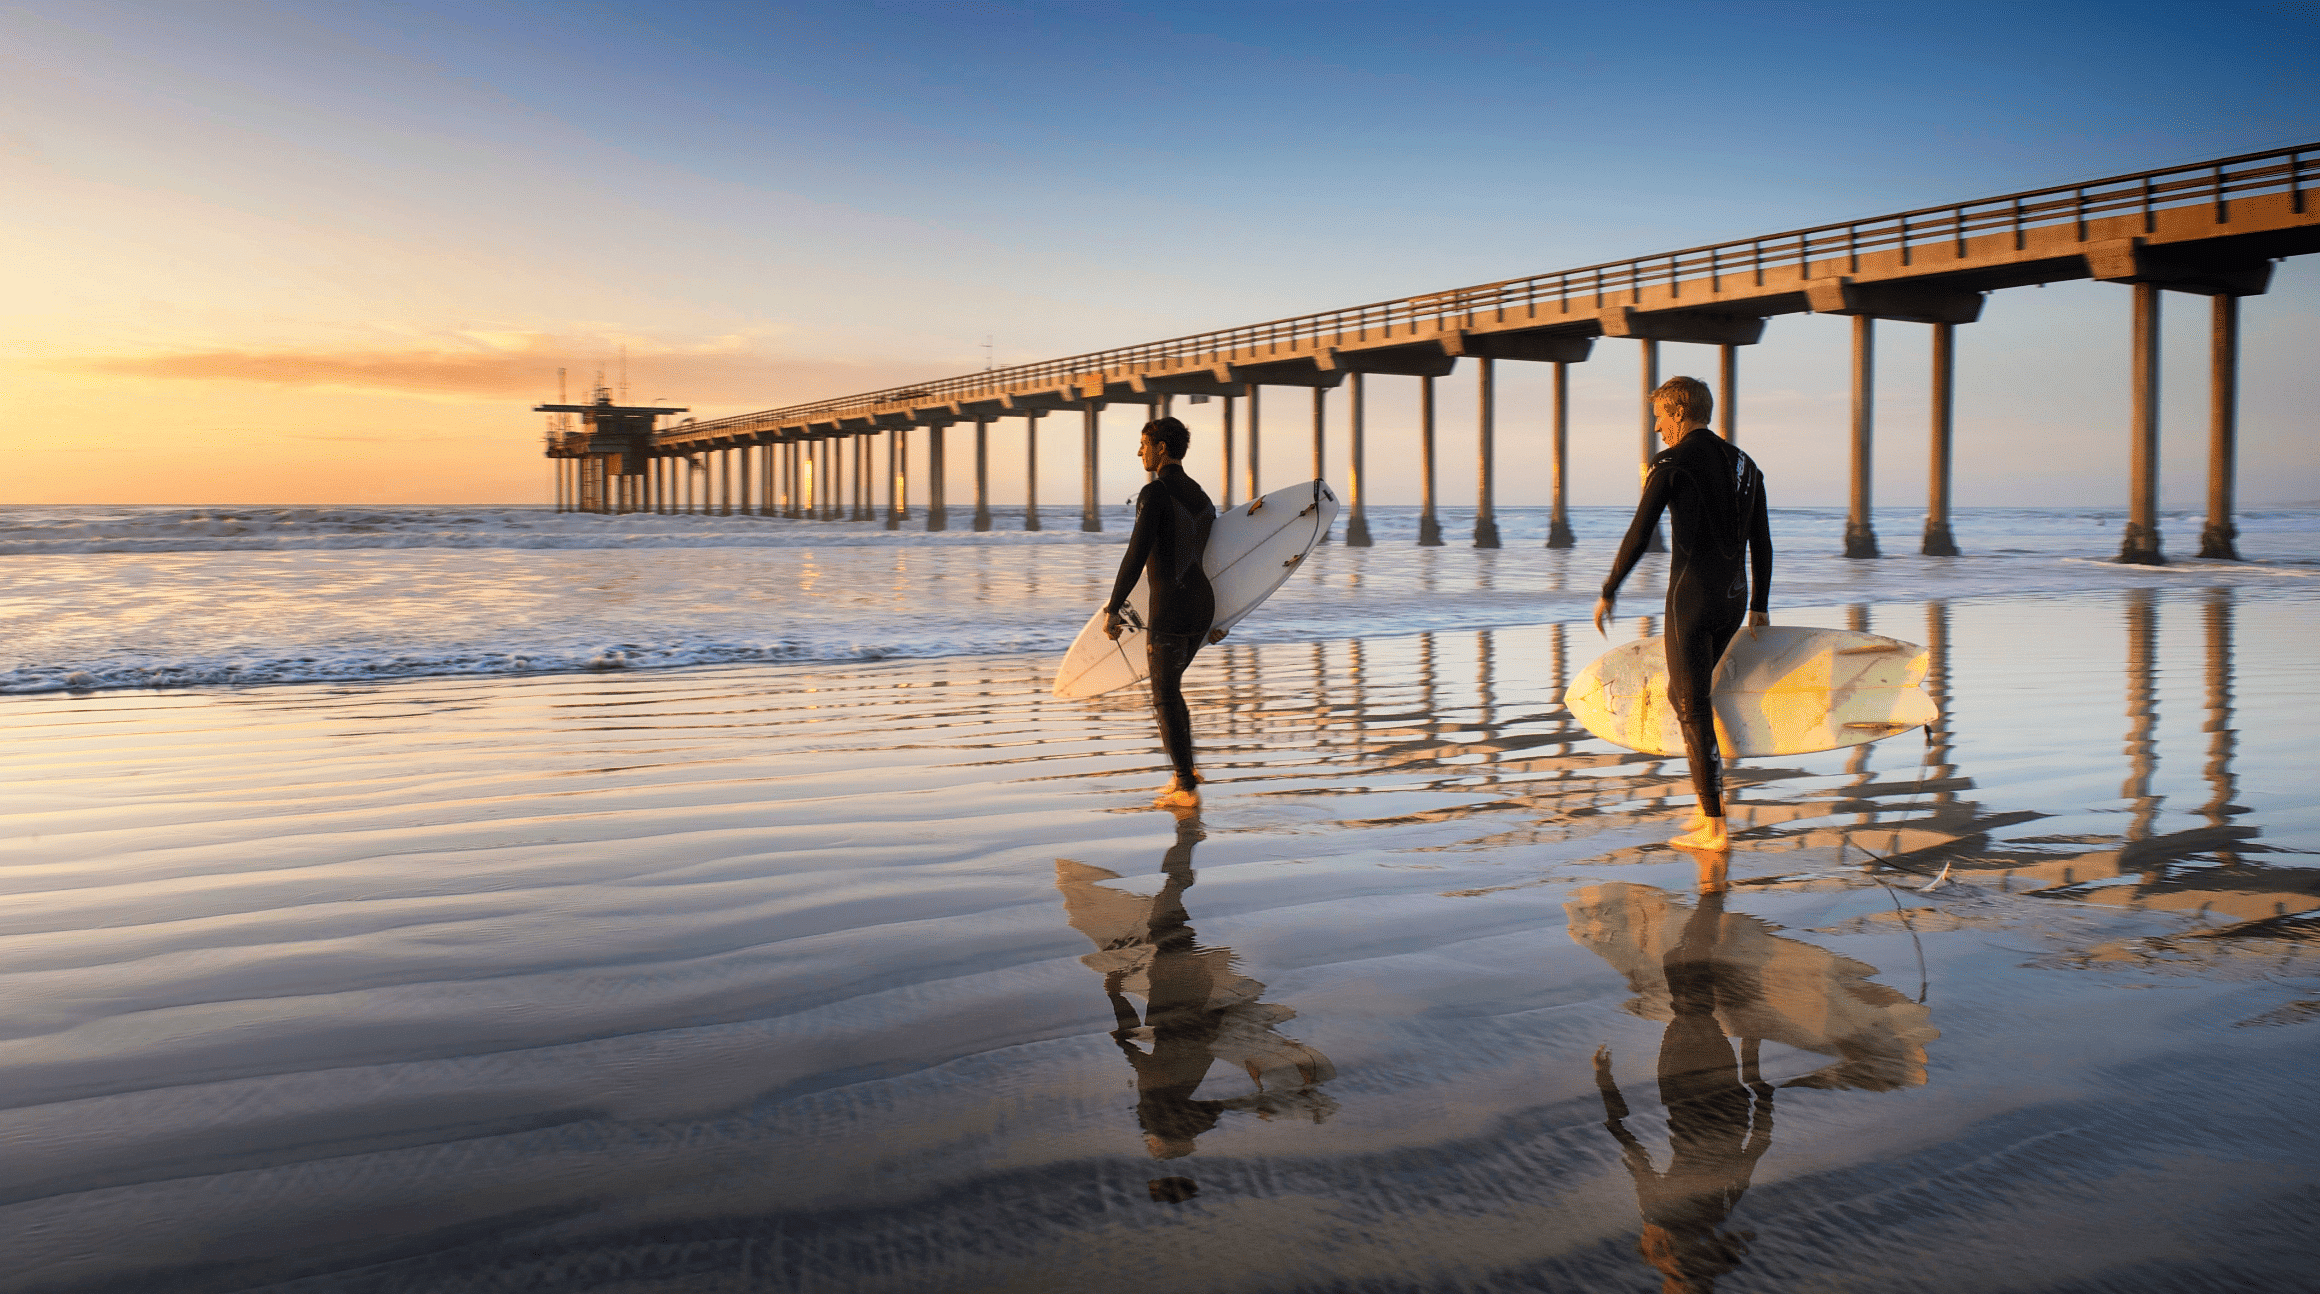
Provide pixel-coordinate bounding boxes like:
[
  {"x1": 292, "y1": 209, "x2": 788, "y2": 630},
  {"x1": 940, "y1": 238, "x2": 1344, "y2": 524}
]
[
  {"x1": 1103, "y1": 486, "x2": 1161, "y2": 628},
  {"x1": 1600, "y1": 463, "x2": 1673, "y2": 604},
  {"x1": 1747, "y1": 476, "x2": 1773, "y2": 615}
]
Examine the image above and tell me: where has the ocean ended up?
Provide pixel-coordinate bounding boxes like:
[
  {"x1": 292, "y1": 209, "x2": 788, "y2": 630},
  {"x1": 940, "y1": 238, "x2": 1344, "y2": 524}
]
[{"x1": 7, "y1": 502, "x2": 2317, "y2": 694}]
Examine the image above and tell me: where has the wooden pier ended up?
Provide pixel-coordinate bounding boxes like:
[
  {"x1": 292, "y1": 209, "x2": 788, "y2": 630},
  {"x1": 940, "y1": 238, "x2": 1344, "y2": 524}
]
[{"x1": 546, "y1": 144, "x2": 2319, "y2": 563}]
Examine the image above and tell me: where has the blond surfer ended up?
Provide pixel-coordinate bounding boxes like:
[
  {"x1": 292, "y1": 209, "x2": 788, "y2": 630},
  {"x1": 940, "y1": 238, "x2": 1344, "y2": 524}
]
[{"x1": 1593, "y1": 377, "x2": 1773, "y2": 853}]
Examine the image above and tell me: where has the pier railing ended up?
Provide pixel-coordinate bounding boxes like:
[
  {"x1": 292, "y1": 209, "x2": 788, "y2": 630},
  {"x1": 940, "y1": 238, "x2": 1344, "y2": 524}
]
[{"x1": 673, "y1": 143, "x2": 2312, "y2": 439}]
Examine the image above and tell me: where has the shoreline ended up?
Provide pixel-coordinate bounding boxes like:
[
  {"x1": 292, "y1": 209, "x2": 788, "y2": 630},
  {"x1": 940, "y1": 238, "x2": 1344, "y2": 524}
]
[{"x1": 9, "y1": 550, "x2": 2316, "y2": 698}]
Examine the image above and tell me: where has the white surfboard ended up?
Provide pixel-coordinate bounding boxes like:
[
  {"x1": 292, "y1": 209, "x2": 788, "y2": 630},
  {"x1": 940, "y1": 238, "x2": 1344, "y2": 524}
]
[
  {"x1": 1563, "y1": 625, "x2": 1938, "y2": 758},
  {"x1": 1053, "y1": 479, "x2": 1338, "y2": 700}
]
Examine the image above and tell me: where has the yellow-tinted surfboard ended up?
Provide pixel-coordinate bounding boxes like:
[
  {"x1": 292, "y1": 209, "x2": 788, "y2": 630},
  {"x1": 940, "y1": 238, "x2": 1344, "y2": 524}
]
[{"x1": 1563, "y1": 625, "x2": 1938, "y2": 758}]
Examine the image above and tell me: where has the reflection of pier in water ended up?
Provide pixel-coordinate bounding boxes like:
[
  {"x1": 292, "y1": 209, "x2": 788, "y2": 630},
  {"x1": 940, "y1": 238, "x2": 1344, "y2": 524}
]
[{"x1": 1167, "y1": 586, "x2": 2310, "y2": 927}]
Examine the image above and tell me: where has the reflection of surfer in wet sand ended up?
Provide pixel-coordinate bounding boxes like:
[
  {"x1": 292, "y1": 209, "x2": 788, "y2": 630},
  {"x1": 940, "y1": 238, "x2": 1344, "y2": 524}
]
[
  {"x1": 1055, "y1": 814, "x2": 1336, "y2": 1203},
  {"x1": 1571, "y1": 876, "x2": 1937, "y2": 1292},
  {"x1": 1105, "y1": 417, "x2": 1218, "y2": 809},
  {"x1": 1593, "y1": 376, "x2": 1772, "y2": 853}
]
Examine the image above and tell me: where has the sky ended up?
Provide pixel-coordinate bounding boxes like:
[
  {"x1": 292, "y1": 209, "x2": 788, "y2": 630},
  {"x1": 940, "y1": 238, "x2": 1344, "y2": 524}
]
[{"x1": 6, "y1": 0, "x2": 2317, "y2": 508}]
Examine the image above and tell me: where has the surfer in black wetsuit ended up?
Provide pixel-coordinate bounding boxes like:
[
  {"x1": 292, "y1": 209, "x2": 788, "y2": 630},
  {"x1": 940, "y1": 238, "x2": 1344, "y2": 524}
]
[
  {"x1": 1594, "y1": 376, "x2": 1772, "y2": 853},
  {"x1": 1106, "y1": 417, "x2": 1217, "y2": 809}
]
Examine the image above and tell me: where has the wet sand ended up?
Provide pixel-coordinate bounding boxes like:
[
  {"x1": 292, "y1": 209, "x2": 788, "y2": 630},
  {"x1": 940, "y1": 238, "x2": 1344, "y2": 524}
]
[{"x1": 4, "y1": 583, "x2": 2317, "y2": 1292}]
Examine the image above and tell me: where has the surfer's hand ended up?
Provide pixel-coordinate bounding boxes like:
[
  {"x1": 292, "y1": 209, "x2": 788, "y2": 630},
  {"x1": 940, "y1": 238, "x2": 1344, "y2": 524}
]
[
  {"x1": 1747, "y1": 610, "x2": 1769, "y2": 639},
  {"x1": 1207, "y1": 627, "x2": 1228, "y2": 644},
  {"x1": 1592, "y1": 596, "x2": 1613, "y2": 637},
  {"x1": 1103, "y1": 610, "x2": 1125, "y2": 640}
]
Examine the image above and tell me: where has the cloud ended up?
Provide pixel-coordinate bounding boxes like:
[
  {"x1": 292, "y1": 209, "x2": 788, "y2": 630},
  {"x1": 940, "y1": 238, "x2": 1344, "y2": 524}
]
[{"x1": 53, "y1": 332, "x2": 939, "y2": 408}]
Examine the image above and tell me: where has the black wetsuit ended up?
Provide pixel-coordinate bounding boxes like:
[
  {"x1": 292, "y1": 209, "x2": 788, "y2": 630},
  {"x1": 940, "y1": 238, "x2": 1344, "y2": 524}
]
[
  {"x1": 1601, "y1": 428, "x2": 1772, "y2": 818},
  {"x1": 1106, "y1": 463, "x2": 1217, "y2": 784}
]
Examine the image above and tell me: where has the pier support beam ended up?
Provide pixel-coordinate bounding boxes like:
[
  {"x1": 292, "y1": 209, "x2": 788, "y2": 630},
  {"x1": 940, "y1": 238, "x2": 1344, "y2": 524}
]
[
  {"x1": 1215, "y1": 394, "x2": 1234, "y2": 510},
  {"x1": 1417, "y1": 374, "x2": 1442, "y2": 546},
  {"x1": 783, "y1": 444, "x2": 798, "y2": 518},
  {"x1": 1243, "y1": 387, "x2": 1261, "y2": 504},
  {"x1": 887, "y1": 428, "x2": 907, "y2": 530},
  {"x1": 928, "y1": 424, "x2": 949, "y2": 531},
  {"x1": 973, "y1": 420, "x2": 991, "y2": 531},
  {"x1": 1474, "y1": 358, "x2": 1500, "y2": 548},
  {"x1": 1081, "y1": 407, "x2": 1101, "y2": 532},
  {"x1": 1345, "y1": 373, "x2": 1372, "y2": 546},
  {"x1": 1309, "y1": 386, "x2": 1326, "y2": 484},
  {"x1": 2120, "y1": 283, "x2": 2164, "y2": 564},
  {"x1": 1547, "y1": 361, "x2": 1575, "y2": 548},
  {"x1": 1311, "y1": 387, "x2": 1330, "y2": 541},
  {"x1": 1719, "y1": 344, "x2": 1739, "y2": 444},
  {"x1": 739, "y1": 446, "x2": 753, "y2": 517},
  {"x1": 2201, "y1": 294, "x2": 2241, "y2": 560},
  {"x1": 1220, "y1": 395, "x2": 1236, "y2": 509},
  {"x1": 1024, "y1": 414, "x2": 1042, "y2": 531},
  {"x1": 1845, "y1": 316, "x2": 1880, "y2": 558},
  {"x1": 1638, "y1": 340, "x2": 1666, "y2": 552},
  {"x1": 1923, "y1": 324, "x2": 1961, "y2": 555},
  {"x1": 823, "y1": 440, "x2": 837, "y2": 521},
  {"x1": 719, "y1": 448, "x2": 733, "y2": 517}
]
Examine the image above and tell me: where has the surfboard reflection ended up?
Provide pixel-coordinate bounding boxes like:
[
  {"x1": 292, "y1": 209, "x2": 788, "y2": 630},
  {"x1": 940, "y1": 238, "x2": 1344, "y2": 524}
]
[
  {"x1": 1569, "y1": 882, "x2": 1938, "y2": 1292},
  {"x1": 1054, "y1": 815, "x2": 1337, "y2": 1203}
]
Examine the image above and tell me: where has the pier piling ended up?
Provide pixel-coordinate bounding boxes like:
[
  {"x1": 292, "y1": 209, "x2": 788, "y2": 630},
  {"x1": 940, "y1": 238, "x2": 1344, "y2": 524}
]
[
  {"x1": 1547, "y1": 361, "x2": 1574, "y2": 548},
  {"x1": 1924, "y1": 323, "x2": 1960, "y2": 555},
  {"x1": 1845, "y1": 316, "x2": 1881, "y2": 558},
  {"x1": 2119, "y1": 283, "x2": 2164, "y2": 564},
  {"x1": 1345, "y1": 374, "x2": 1371, "y2": 546},
  {"x1": 2202, "y1": 293, "x2": 2240, "y2": 559},
  {"x1": 1416, "y1": 375, "x2": 1442, "y2": 546},
  {"x1": 1474, "y1": 358, "x2": 1500, "y2": 548}
]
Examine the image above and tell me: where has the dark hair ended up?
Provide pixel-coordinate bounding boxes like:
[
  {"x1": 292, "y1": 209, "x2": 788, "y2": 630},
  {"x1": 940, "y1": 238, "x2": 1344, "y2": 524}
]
[{"x1": 1142, "y1": 416, "x2": 1190, "y2": 460}]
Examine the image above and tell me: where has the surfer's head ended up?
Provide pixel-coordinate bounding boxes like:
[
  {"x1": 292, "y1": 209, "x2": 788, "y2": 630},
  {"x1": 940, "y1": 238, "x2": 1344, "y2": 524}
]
[
  {"x1": 1140, "y1": 417, "x2": 1190, "y2": 470},
  {"x1": 1651, "y1": 376, "x2": 1714, "y2": 445}
]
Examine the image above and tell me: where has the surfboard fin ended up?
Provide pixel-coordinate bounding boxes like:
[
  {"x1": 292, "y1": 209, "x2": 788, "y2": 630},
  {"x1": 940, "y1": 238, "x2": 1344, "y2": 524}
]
[
  {"x1": 1282, "y1": 552, "x2": 1304, "y2": 568},
  {"x1": 1837, "y1": 643, "x2": 1908, "y2": 655},
  {"x1": 1246, "y1": 498, "x2": 1265, "y2": 515},
  {"x1": 1843, "y1": 720, "x2": 1913, "y2": 733}
]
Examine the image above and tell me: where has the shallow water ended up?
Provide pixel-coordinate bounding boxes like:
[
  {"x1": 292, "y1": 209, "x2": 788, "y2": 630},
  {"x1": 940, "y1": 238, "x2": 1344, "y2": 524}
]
[{"x1": 4, "y1": 581, "x2": 2316, "y2": 1292}]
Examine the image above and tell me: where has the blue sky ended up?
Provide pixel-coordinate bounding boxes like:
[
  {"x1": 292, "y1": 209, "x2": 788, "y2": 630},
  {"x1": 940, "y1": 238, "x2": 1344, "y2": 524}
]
[{"x1": 7, "y1": 0, "x2": 2315, "y2": 505}]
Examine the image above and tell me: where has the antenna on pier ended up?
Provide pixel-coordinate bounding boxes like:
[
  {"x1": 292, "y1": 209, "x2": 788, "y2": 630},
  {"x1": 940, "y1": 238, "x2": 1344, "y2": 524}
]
[
  {"x1": 983, "y1": 335, "x2": 994, "y2": 371},
  {"x1": 619, "y1": 345, "x2": 629, "y2": 402}
]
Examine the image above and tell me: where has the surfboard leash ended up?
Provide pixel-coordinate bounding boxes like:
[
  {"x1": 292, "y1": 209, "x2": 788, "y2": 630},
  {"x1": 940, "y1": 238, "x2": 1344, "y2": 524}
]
[{"x1": 1839, "y1": 724, "x2": 1940, "y2": 1003}]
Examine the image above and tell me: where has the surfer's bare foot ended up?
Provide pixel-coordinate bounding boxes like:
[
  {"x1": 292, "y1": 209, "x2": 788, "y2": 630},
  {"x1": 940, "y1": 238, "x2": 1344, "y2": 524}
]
[
  {"x1": 1670, "y1": 816, "x2": 1729, "y2": 853},
  {"x1": 1154, "y1": 778, "x2": 1201, "y2": 809}
]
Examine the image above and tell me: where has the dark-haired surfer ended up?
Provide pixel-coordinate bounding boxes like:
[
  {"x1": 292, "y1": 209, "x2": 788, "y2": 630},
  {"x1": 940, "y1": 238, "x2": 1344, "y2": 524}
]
[
  {"x1": 1106, "y1": 417, "x2": 1216, "y2": 809},
  {"x1": 1594, "y1": 376, "x2": 1773, "y2": 852}
]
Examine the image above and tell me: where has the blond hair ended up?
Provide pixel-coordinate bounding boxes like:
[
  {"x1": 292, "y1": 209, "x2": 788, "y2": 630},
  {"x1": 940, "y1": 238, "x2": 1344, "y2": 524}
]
[{"x1": 1651, "y1": 375, "x2": 1714, "y2": 425}]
